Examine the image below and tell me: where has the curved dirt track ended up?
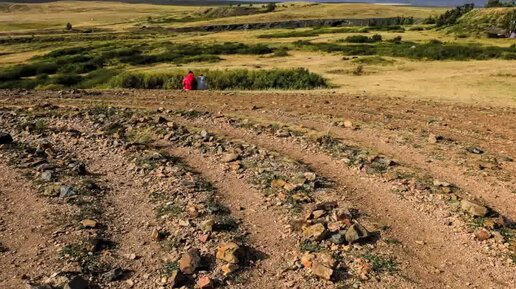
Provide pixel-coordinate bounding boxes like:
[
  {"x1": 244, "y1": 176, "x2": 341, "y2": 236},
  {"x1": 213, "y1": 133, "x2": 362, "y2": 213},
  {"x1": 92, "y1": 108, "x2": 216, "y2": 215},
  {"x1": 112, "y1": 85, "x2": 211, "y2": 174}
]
[
  {"x1": 0, "y1": 163, "x2": 61, "y2": 289},
  {"x1": 167, "y1": 113, "x2": 515, "y2": 289},
  {"x1": 0, "y1": 89, "x2": 514, "y2": 289}
]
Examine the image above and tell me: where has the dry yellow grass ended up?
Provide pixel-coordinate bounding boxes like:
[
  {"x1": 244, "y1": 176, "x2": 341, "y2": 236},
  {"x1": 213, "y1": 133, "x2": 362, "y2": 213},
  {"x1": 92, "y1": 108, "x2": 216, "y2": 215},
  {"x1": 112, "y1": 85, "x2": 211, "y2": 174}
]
[
  {"x1": 177, "y1": 2, "x2": 446, "y2": 28},
  {"x1": 0, "y1": 1, "x2": 198, "y2": 32}
]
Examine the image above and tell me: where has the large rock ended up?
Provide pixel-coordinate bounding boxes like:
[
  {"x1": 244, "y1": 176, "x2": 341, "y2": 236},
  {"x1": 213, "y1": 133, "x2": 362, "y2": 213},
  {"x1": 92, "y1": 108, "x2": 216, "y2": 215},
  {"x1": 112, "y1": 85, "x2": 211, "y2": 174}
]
[
  {"x1": 64, "y1": 276, "x2": 88, "y2": 289},
  {"x1": 41, "y1": 170, "x2": 53, "y2": 181},
  {"x1": 302, "y1": 223, "x2": 327, "y2": 241},
  {"x1": 216, "y1": 242, "x2": 241, "y2": 264},
  {"x1": 179, "y1": 249, "x2": 201, "y2": 274},
  {"x1": 80, "y1": 219, "x2": 97, "y2": 228},
  {"x1": 344, "y1": 223, "x2": 369, "y2": 244},
  {"x1": 474, "y1": 229, "x2": 492, "y2": 241},
  {"x1": 59, "y1": 185, "x2": 77, "y2": 198},
  {"x1": 104, "y1": 267, "x2": 124, "y2": 281},
  {"x1": 311, "y1": 261, "x2": 333, "y2": 281},
  {"x1": 196, "y1": 276, "x2": 213, "y2": 289},
  {"x1": 460, "y1": 200, "x2": 488, "y2": 217},
  {"x1": 222, "y1": 153, "x2": 239, "y2": 163},
  {"x1": 0, "y1": 131, "x2": 13, "y2": 144}
]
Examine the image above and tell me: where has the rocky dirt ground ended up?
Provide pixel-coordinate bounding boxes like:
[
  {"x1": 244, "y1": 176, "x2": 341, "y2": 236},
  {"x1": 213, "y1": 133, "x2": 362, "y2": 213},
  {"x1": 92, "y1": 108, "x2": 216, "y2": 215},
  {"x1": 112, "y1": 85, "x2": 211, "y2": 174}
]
[{"x1": 0, "y1": 89, "x2": 514, "y2": 289}]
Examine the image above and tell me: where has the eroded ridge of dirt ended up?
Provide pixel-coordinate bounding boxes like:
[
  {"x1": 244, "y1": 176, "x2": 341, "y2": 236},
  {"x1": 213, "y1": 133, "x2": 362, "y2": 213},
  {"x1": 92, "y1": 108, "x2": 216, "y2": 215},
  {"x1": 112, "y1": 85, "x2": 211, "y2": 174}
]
[
  {"x1": 0, "y1": 105, "x2": 413, "y2": 289},
  {"x1": 0, "y1": 89, "x2": 515, "y2": 289}
]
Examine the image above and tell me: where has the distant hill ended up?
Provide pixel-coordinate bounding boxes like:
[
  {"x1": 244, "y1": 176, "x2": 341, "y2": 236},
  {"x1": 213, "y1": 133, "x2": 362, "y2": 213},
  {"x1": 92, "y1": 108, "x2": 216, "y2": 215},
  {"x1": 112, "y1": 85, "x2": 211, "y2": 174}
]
[
  {"x1": 0, "y1": 0, "x2": 491, "y2": 8},
  {"x1": 449, "y1": 7, "x2": 516, "y2": 35}
]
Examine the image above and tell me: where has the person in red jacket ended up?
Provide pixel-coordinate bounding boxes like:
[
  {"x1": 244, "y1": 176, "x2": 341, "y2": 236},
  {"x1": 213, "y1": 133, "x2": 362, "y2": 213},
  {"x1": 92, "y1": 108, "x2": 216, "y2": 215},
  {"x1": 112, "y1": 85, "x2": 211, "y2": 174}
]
[{"x1": 182, "y1": 71, "x2": 197, "y2": 91}]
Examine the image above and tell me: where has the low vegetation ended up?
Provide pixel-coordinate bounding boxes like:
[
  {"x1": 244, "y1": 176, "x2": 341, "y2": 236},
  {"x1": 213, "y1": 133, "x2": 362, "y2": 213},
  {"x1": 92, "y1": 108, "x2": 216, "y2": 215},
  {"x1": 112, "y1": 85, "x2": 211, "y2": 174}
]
[
  {"x1": 0, "y1": 41, "x2": 277, "y2": 89},
  {"x1": 258, "y1": 26, "x2": 405, "y2": 39},
  {"x1": 294, "y1": 40, "x2": 516, "y2": 60},
  {"x1": 109, "y1": 68, "x2": 328, "y2": 90}
]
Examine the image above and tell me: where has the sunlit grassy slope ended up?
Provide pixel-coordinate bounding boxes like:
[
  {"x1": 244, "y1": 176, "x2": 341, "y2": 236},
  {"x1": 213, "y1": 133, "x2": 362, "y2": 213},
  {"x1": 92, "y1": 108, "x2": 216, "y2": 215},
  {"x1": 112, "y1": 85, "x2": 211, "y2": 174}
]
[
  {"x1": 177, "y1": 2, "x2": 447, "y2": 27},
  {"x1": 0, "y1": 1, "x2": 446, "y2": 32},
  {"x1": 0, "y1": 1, "x2": 199, "y2": 32}
]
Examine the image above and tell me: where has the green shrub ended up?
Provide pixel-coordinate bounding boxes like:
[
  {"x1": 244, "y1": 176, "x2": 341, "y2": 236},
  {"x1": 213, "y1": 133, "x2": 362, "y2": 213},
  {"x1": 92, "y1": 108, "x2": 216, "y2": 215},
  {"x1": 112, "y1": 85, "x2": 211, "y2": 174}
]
[
  {"x1": 53, "y1": 74, "x2": 83, "y2": 86},
  {"x1": 435, "y1": 4, "x2": 475, "y2": 27},
  {"x1": 109, "y1": 68, "x2": 328, "y2": 90},
  {"x1": 342, "y1": 34, "x2": 382, "y2": 43},
  {"x1": 295, "y1": 40, "x2": 516, "y2": 60},
  {"x1": 273, "y1": 48, "x2": 290, "y2": 57}
]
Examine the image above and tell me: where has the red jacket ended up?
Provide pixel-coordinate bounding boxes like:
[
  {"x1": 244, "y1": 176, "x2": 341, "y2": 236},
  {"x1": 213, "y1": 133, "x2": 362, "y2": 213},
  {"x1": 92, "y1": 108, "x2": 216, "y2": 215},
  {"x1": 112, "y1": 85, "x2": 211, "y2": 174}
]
[{"x1": 182, "y1": 73, "x2": 196, "y2": 91}]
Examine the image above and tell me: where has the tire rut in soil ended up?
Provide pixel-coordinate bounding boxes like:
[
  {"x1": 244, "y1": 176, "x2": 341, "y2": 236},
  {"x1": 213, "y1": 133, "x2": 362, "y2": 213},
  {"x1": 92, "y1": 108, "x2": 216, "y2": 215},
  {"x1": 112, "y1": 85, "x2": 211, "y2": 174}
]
[
  {"x1": 166, "y1": 111, "x2": 516, "y2": 289},
  {"x1": 221, "y1": 111, "x2": 516, "y2": 218},
  {"x1": 81, "y1": 105, "x2": 411, "y2": 288},
  {"x1": 162, "y1": 145, "x2": 301, "y2": 288},
  {"x1": 0, "y1": 163, "x2": 62, "y2": 289}
]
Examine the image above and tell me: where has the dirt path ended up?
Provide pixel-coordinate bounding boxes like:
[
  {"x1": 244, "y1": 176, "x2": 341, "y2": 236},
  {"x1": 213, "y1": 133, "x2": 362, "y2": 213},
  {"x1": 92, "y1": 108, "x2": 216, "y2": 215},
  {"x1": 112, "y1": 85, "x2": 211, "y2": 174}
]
[
  {"x1": 0, "y1": 162, "x2": 61, "y2": 289},
  {"x1": 218, "y1": 109, "x2": 516, "y2": 219},
  {"x1": 168, "y1": 116, "x2": 516, "y2": 289},
  {"x1": 0, "y1": 89, "x2": 514, "y2": 288},
  {"x1": 166, "y1": 145, "x2": 302, "y2": 288},
  {"x1": 74, "y1": 139, "x2": 165, "y2": 288}
]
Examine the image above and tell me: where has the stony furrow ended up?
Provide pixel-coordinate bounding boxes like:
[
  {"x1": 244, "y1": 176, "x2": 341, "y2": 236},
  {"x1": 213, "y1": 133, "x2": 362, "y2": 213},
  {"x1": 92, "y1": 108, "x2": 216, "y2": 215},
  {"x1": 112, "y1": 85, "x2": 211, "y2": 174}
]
[{"x1": 166, "y1": 111, "x2": 516, "y2": 289}]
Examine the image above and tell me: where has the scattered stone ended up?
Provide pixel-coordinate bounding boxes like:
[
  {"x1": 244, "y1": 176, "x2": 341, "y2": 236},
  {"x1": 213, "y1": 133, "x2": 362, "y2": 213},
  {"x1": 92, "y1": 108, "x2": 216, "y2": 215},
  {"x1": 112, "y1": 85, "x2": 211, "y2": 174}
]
[
  {"x1": 343, "y1": 120, "x2": 353, "y2": 128},
  {"x1": 71, "y1": 162, "x2": 87, "y2": 175},
  {"x1": 302, "y1": 223, "x2": 327, "y2": 241},
  {"x1": 200, "y1": 130, "x2": 209, "y2": 139},
  {"x1": 275, "y1": 130, "x2": 290, "y2": 137},
  {"x1": 300, "y1": 253, "x2": 314, "y2": 268},
  {"x1": 196, "y1": 276, "x2": 213, "y2": 289},
  {"x1": 44, "y1": 273, "x2": 68, "y2": 287},
  {"x1": 41, "y1": 170, "x2": 53, "y2": 181},
  {"x1": 200, "y1": 219, "x2": 215, "y2": 233},
  {"x1": 271, "y1": 178, "x2": 287, "y2": 188},
  {"x1": 169, "y1": 270, "x2": 186, "y2": 288},
  {"x1": 312, "y1": 210, "x2": 326, "y2": 219},
  {"x1": 150, "y1": 227, "x2": 161, "y2": 241},
  {"x1": 80, "y1": 219, "x2": 97, "y2": 228},
  {"x1": 198, "y1": 234, "x2": 210, "y2": 243},
  {"x1": 216, "y1": 242, "x2": 241, "y2": 264},
  {"x1": 311, "y1": 261, "x2": 333, "y2": 281},
  {"x1": 303, "y1": 172, "x2": 317, "y2": 182},
  {"x1": 179, "y1": 249, "x2": 201, "y2": 275},
  {"x1": 354, "y1": 258, "x2": 372, "y2": 280},
  {"x1": 428, "y1": 133, "x2": 443, "y2": 144},
  {"x1": 155, "y1": 115, "x2": 167, "y2": 124},
  {"x1": 474, "y1": 229, "x2": 492, "y2": 241},
  {"x1": 0, "y1": 131, "x2": 13, "y2": 144},
  {"x1": 64, "y1": 276, "x2": 88, "y2": 289},
  {"x1": 460, "y1": 200, "x2": 488, "y2": 217},
  {"x1": 221, "y1": 263, "x2": 239, "y2": 276},
  {"x1": 105, "y1": 267, "x2": 124, "y2": 281},
  {"x1": 222, "y1": 153, "x2": 239, "y2": 163},
  {"x1": 466, "y1": 146, "x2": 484, "y2": 154},
  {"x1": 59, "y1": 185, "x2": 77, "y2": 198},
  {"x1": 344, "y1": 223, "x2": 370, "y2": 244},
  {"x1": 329, "y1": 232, "x2": 345, "y2": 244},
  {"x1": 433, "y1": 180, "x2": 450, "y2": 187}
]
